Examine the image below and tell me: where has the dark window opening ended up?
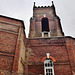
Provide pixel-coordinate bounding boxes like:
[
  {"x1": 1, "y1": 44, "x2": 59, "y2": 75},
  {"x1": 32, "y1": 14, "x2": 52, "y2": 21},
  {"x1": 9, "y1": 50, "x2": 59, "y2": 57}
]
[
  {"x1": 46, "y1": 69, "x2": 53, "y2": 75},
  {"x1": 42, "y1": 18, "x2": 49, "y2": 32},
  {"x1": 45, "y1": 61, "x2": 53, "y2": 67}
]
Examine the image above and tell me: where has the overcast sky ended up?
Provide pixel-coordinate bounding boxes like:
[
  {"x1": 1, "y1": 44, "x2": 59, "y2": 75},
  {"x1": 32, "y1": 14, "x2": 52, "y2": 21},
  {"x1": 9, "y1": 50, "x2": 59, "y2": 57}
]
[{"x1": 0, "y1": 0, "x2": 75, "y2": 38}]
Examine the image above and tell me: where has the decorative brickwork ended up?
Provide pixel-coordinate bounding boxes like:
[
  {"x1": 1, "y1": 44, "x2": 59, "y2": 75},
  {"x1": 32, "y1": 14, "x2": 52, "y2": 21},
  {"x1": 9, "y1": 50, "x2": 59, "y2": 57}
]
[{"x1": 0, "y1": 15, "x2": 26, "y2": 75}]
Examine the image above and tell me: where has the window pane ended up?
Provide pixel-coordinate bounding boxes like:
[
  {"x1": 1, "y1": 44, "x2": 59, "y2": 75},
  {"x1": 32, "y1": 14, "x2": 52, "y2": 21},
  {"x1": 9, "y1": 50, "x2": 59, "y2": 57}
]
[
  {"x1": 48, "y1": 63, "x2": 50, "y2": 67},
  {"x1": 42, "y1": 18, "x2": 49, "y2": 32},
  {"x1": 46, "y1": 73, "x2": 48, "y2": 75},
  {"x1": 49, "y1": 61, "x2": 53, "y2": 67},
  {"x1": 50, "y1": 61, "x2": 53, "y2": 66},
  {"x1": 51, "y1": 69, "x2": 52, "y2": 72},
  {"x1": 50, "y1": 69, "x2": 51, "y2": 72},
  {"x1": 46, "y1": 69, "x2": 47, "y2": 72},
  {"x1": 49, "y1": 63, "x2": 50, "y2": 67},
  {"x1": 51, "y1": 63, "x2": 52, "y2": 67},
  {"x1": 49, "y1": 69, "x2": 50, "y2": 72},
  {"x1": 45, "y1": 63, "x2": 47, "y2": 67},
  {"x1": 47, "y1": 69, "x2": 50, "y2": 73},
  {"x1": 46, "y1": 69, "x2": 49, "y2": 72},
  {"x1": 51, "y1": 73, "x2": 53, "y2": 75}
]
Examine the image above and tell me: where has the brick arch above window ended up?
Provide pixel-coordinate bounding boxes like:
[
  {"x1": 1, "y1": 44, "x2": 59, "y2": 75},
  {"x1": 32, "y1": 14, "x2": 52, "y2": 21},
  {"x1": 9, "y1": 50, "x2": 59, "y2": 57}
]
[
  {"x1": 40, "y1": 17, "x2": 50, "y2": 20},
  {"x1": 41, "y1": 56, "x2": 56, "y2": 63}
]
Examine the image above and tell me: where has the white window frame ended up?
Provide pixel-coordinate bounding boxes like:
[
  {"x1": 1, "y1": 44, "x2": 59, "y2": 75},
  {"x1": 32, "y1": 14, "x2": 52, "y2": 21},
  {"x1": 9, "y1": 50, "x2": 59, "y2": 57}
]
[{"x1": 44, "y1": 59, "x2": 54, "y2": 75}]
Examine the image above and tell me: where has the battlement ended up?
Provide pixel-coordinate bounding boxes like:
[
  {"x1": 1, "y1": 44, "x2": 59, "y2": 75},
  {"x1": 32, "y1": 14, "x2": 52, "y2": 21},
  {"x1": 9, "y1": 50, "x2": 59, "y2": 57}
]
[{"x1": 33, "y1": 1, "x2": 55, "y2": 9}]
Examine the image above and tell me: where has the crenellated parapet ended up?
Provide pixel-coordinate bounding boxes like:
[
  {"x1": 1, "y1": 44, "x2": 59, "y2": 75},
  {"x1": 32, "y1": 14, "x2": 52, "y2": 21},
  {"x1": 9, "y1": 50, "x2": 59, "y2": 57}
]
[{"x1": 29, "y1": 1, "x2": 64, "y2": 38}]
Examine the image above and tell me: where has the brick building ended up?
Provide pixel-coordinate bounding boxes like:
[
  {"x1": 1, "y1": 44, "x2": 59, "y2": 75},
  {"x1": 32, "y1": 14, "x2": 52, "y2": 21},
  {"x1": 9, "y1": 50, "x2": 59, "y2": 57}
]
[
  {"x1": 0, "y1": 1, "x2": 75, "y2": 75},
  {"x1": 26, "y1": 1, "x2": 75, "y2": 75},
  {"x1": 0, "y1": 15, "x2": 26, "y2": 75}
]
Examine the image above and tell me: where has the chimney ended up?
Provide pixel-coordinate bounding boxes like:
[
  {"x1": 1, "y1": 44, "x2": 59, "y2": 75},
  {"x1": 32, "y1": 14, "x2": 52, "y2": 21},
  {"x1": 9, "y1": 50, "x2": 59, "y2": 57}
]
[{"x1": 46, "y1": 53, "x2": 50, "y2": 58}]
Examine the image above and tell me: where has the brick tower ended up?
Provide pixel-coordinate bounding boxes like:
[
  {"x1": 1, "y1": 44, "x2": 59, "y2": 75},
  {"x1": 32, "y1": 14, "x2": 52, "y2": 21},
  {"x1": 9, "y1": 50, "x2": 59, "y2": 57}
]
[
  {"x1": 29, "y1": 1, "x2": 64, "y2": 38},
  {"x1": 26, "y1": 1, "x2": 75, "y2": 75}
]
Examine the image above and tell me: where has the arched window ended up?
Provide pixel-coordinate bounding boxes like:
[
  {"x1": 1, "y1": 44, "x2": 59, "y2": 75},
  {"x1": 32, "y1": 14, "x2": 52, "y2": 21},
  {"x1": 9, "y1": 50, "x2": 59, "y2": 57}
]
[
  {"x1": 41, "y1": 18, "x2": 49, "y2": 32},
  {"x1": 44, "y1": 59, "x2": 54, "y2": 75}
]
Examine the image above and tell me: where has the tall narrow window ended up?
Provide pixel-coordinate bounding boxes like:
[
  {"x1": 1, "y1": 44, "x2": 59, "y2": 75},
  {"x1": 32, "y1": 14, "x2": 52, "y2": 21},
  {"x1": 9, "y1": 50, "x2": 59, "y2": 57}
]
[
  {"x1": 44, "y1": 53, "x2": 55, "y2": 75},
  {"x1": 44, "y1": 59, "x2": 54, "y2": 75},
  {"x1": 42, "y1": 18, "x2": 49, "y2": 32}
]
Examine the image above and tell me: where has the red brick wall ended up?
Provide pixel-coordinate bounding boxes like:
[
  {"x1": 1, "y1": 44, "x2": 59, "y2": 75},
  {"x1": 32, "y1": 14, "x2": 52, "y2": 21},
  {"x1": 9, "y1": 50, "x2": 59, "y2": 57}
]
[
  {"x1": 0, "y1": 31, "x2": 17, "y2": 72},
  {"x1": 65, "y1": 37, "x2": 75, "y2": 73},
  {"x1": 28, "y1": 65, "x2": 44, "y2": 75},
  {"x1": 0, "y1": 22, "x2": 19, "y2": 33},
  {"x1": 54, "y1": 64, "x2": 71, "y2": 75},
  {"x1": 0, "y1": 16, "x2": 26, "y2": 75},
  {"x1": 0, "y1": 56, "x2": 14, "y2": 71},
  {"x1": 28, "y1": 46, "x2": 69, "y2": 63},
  {"x1": 0, "y1": 31, "x2": 18, "y2": 53},
  {"x1": 28, "y1": 64, "x2": 72, "y2": 75},
  {"x1": 27, "y1": 38, "x2": 69, "y2": 62},
  {"x1": 26, "y1": 37, "x2": 72, "y2": 75},
  {"x1": 0, "y1": 16, "x2": 23, "y2": 25}
]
